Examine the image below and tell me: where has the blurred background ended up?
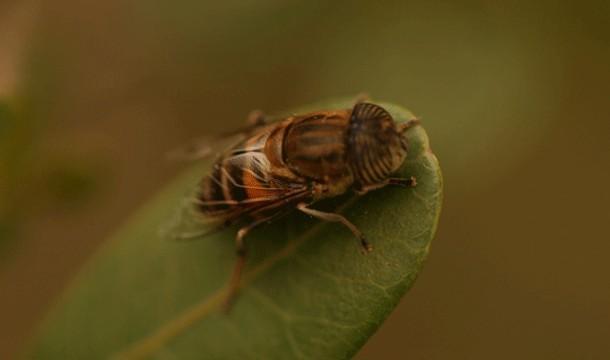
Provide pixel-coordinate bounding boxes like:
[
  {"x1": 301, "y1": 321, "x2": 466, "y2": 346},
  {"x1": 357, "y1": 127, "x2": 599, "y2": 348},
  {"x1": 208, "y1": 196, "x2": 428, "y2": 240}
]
[{"x1": 1, "y1": 0, "x2": 609, "y2": 358}]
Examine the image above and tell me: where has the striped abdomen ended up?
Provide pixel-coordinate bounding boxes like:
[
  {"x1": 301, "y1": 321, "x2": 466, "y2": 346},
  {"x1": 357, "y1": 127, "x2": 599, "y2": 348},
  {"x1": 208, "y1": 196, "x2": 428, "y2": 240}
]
[{"x1": 197, "y1": 127, "x2": 306, "y2": 219}]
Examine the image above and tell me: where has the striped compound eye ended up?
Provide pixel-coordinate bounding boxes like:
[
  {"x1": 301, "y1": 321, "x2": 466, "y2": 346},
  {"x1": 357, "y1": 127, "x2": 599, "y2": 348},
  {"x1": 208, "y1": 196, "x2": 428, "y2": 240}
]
[{"x1": 347, "y1": 103, "x2": 408, "y2": 188}]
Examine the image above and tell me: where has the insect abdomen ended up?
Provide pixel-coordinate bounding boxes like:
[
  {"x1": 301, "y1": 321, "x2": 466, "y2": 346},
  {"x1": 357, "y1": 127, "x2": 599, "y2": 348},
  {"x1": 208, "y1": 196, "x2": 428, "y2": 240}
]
[
  {"x1": 198, "y1": 163, "x2": 232, "y2": 215},
  {"x1": 197, "y1": 151, "x2": 282, "y2": 218}
]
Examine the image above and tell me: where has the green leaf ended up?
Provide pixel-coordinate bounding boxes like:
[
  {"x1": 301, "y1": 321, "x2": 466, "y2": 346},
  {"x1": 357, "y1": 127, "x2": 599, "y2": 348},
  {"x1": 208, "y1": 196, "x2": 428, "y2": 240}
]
[{"x1": 29, "y1": 100, "x2": 442, "y2": 359}]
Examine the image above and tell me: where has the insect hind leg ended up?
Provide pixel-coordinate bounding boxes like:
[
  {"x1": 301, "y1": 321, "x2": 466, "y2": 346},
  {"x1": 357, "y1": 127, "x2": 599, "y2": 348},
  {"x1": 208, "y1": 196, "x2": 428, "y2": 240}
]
[{"x1": 223, "y1": 215, "x2": 273, "y2": 312}]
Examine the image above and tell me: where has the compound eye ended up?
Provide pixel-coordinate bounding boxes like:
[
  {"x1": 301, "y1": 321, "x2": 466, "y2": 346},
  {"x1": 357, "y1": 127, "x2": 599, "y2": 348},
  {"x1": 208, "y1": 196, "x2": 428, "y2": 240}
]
[{"x1": 350, "y1": 103, "x2": 393, "y2": 129}]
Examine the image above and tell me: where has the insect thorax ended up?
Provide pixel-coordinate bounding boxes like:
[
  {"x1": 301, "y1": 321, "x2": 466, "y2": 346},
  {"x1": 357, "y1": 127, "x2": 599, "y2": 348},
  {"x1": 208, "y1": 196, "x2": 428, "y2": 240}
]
[{"x1": 282, "y1": 111, "x2": 352, "y2": 184}]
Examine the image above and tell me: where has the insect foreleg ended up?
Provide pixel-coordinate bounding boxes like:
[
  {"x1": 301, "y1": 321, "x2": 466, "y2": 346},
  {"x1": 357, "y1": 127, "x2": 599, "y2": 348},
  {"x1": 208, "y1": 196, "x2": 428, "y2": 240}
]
[
  {"x1": 397, "y1": 118, "x2": 420, "y2": 133},
  {"x1": 388, "y1": 176, "x2": 417, "y2": 188},
  {"x1": 356, "y1": 176, "x2": 417, "y2": 194},
  {"x1": 354, "y1": 93, "x2": 370, "y2": 104},
  {"x1": 296, "y1": 203, "x2": 372, "y2": 254}
]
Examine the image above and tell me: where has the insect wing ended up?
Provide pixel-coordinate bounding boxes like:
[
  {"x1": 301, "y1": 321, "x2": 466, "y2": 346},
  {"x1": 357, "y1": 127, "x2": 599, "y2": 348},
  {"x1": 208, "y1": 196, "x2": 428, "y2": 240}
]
[{"x1": 165, "y1": 134, "x2": 246, "y2": 162}]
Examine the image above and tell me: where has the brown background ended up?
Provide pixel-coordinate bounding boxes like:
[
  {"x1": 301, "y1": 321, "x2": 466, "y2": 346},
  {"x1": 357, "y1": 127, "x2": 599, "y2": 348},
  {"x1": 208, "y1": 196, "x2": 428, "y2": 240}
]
[{"x1": 1, "y1": 0, "x2": 609, "y2": 358}]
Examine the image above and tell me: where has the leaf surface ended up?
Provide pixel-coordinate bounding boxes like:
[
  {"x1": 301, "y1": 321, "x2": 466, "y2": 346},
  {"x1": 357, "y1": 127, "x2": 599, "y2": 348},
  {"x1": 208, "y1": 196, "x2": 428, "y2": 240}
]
[{"x1": 30, "y1": 100, "x2": 443, "y2": 359}]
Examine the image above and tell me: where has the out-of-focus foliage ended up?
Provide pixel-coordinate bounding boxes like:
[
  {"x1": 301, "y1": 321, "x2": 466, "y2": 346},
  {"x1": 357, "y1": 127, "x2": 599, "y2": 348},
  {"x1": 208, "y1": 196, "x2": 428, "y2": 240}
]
[
  {"x1": 0, "y1": 101, "x2": 17, "y2": 255},
  {"x1": 0, "y1": 99, "x2": 32, "y2": 258}
]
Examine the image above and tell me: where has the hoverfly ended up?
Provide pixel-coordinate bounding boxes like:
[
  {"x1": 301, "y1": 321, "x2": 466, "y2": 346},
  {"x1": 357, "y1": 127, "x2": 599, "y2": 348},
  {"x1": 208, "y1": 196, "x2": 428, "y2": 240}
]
[{"x1": 174, "y1": 99, "x2": 419, "y2": 309}]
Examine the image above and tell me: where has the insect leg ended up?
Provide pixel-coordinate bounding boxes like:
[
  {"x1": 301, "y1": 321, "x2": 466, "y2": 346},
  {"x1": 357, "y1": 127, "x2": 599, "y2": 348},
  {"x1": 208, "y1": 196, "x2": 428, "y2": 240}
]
[
  {"x1": 246, "y1": 109, "x2": 267, "y2": 127},
  {"x1": 224, "y1": 216, "x2": 271, "y2": 312},
  {"x1": 164, "y1": 138, "x2": 213, "y2": 161},
  {"x1": 397, "y1": 118, "x2": 420, "y2": 133},
  {"x1": 296, "y1": 203, "x2": 372, "y2": 254},
  {"x1": 354, "y1": 93, "x2": 370, "y2": 104},
  {"x1": 217, "y1": 110, "x2": 268, "y2": 138},
  {"x1": 388, "y1": 176, "x2": 417, "y2": 188},
  {"x1": 356, "y1": 176, "x2": 417, "y2": 194}
]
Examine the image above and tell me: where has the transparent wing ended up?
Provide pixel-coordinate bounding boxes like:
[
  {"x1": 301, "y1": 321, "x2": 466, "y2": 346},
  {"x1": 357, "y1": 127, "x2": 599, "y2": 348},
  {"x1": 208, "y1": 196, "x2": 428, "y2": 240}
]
[
  {"x1": 165, "y1": 134, "x2": 244, "y2": 162},
  {"x1": 158, "y1": 186, "x2": 224, "y2": 241},
  {"x1": 165, "y1": 118, "x2": 273, "y2": 162}
]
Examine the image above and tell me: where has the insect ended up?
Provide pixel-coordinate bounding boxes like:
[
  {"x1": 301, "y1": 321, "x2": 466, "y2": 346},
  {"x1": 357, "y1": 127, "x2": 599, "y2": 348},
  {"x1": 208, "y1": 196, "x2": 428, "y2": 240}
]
[{"x1": 178, "y1": 100, "x2": 418, "y2": 309}]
